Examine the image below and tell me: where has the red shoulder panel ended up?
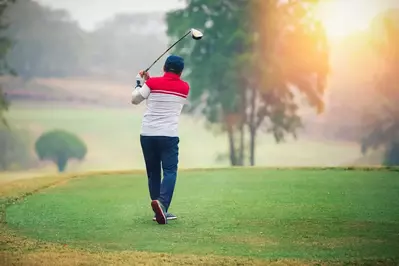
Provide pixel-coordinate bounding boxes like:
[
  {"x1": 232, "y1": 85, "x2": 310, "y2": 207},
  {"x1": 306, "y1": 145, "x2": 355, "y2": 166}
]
[{"x1": 146, "y1": 74, "x2": 190, "y2": 99}]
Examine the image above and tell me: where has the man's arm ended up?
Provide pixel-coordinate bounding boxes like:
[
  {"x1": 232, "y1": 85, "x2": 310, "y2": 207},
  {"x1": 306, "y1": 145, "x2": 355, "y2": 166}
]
[
  {"x1": 131, "y1": 83, "x2": 150, "y2": 105},
  {"x1": 131, "y1": 72, "x2": 150, "y2": 105}
]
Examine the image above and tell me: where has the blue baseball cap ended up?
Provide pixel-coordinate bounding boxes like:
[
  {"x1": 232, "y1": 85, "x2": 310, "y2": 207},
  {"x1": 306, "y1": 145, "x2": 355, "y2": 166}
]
[{"x1": 164, "y1": 55, "x2": 184, "y2": 73}]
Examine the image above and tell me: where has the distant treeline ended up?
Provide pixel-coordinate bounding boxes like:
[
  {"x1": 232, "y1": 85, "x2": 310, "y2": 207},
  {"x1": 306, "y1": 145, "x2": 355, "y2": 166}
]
[{"x1": 3, "y1": 0, "x2": 168, "y2": 81}]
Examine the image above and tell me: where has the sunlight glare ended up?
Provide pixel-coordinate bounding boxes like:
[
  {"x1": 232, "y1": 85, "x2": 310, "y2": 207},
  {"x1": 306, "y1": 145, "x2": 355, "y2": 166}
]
[{"x1": 316, "y1": 0, "x2": 379, "y2": 39}]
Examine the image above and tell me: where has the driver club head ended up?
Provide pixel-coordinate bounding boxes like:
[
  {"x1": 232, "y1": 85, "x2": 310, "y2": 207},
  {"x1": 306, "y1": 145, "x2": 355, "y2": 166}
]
[{"x1": 191, "y1": 28, "x2": 203, "y2": 40}]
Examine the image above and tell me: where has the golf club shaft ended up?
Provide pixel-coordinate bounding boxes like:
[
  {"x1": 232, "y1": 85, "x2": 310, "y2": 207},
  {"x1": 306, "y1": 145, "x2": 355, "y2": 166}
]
[{"x1": 144, "y1": 30, "x2": 191, "y2": 73}]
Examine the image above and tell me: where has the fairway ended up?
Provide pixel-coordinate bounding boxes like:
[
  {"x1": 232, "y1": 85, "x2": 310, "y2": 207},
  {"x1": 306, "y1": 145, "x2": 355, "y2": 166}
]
[{"x1": 3, "y1": 168, "x2": 399, "y2": 264}]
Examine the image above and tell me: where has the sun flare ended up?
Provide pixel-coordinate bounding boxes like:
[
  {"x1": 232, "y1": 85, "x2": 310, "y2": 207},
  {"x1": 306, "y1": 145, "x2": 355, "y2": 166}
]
[{"x1": 316, "y1": 0, "x2": 382, "y2": 39}]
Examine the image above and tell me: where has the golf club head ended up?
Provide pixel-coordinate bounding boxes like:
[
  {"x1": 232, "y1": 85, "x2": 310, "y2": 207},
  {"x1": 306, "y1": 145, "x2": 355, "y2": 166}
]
[{"x1": 191, "y1": 28, "x2": 203, "y2": 40}]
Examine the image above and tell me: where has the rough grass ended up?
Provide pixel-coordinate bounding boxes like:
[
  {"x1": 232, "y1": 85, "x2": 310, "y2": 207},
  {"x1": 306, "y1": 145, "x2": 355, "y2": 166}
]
[{"x1": 1, "y1": 167, "x2": 399, "y2": 265}]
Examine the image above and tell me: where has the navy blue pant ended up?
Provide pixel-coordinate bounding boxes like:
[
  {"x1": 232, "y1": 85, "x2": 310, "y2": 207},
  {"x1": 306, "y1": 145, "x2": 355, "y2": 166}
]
[{"x1": 140, "y1": 135, "x2": 179, "y2": 212}]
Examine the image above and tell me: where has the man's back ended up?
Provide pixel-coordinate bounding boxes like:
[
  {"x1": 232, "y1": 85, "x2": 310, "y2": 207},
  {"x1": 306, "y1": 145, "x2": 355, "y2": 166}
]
[{"x1": 141, "y1": 72, "x2": 190, "y2": 137}]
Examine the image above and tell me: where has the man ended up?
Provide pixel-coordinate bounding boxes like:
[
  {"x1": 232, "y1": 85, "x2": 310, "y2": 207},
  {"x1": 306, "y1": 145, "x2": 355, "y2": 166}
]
[{"x1": 131, "y1": 55, "x2": 190, "y2": 225}]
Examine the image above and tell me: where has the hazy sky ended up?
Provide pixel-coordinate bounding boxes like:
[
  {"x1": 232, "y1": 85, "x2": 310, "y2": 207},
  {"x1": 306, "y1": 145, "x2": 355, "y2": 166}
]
[
  {"x1": 34, "y1": 0, "x2": 185, "y2": 31},
  {"x1": 34, "y1": 0, "x2": 399, "y2": 35},
  {"x1": 317, "y1": 0, "x2": 399, "y2": 38}
]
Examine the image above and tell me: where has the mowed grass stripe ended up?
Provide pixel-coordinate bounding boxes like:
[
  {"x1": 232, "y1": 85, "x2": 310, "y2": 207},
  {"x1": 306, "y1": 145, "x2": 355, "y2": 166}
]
[{"x1": 4, "y1": 169, "x2": 399, "y2": 261}]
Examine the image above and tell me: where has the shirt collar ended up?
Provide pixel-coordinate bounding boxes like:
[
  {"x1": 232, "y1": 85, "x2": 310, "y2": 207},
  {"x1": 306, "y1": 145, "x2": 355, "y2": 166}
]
[{"x1": 163, "y1": 72, "x2": 181, "y2": 79}]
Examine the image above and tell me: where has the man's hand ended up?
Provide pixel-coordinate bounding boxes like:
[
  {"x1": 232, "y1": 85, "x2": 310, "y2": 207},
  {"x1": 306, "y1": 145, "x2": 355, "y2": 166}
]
[
  {"x1": 135, "y1": 73, "x2": 143, "y2": 88},
  {"x1": 139, "y1": 71, "x2": 150, "y2": 81},
  {"x1": 136, "y1": 71, "x2": 150, "y2": 88}
]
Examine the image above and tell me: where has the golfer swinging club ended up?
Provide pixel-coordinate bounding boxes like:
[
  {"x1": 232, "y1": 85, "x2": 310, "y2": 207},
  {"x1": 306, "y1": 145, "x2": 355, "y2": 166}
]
[{"x1": 131, "y1": 55, "x2": 189, "y2": 225}]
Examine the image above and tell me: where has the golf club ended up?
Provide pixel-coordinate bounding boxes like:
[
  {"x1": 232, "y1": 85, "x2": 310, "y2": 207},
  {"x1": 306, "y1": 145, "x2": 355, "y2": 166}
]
[{"x1": 144, "y1": 28, "x2": 203, "y2": 73}]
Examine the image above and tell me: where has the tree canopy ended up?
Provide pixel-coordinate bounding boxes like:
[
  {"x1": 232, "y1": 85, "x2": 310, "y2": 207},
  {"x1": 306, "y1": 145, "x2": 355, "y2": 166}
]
[
  {"x1": 0, "y1": 0, "x2": 16, "y2": 126},
  {"x1": 166, "y1": 0, "x2": 329, "y2": 166},
  {"x1": 35, "y1": 130, "x2": 87, "y2": 172}
]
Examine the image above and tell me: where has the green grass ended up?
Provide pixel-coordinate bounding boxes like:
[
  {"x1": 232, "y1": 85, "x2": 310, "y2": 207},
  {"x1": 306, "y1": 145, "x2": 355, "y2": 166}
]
[
  {"x1": 5, "y1": 168, "x2": 399, "y2": 261},
  {"x1": 5, "y1": 102, "x2": 363, "y2": 174}
]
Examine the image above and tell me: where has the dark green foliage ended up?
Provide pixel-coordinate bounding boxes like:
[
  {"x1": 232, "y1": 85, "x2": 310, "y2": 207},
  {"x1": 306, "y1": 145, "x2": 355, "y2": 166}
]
[
  {"x1": 0, "y1": 0, "x2": 33, "y2": 173},
  {"x1": 0, "y1": 0, "x2": 16, "y2": 126},
  {"x1": 35, "y1": 130, "x2": 87, "y2": 172},
  {"x1": 0, "y1": 0, "x2": 16, "y2": 76},
  {"x1": 0, "y1": 87, "x2": 9, "y2": 126},
  {"x1": 166, "y1": 0, "x2": 255, "y2": 166},
  {"x1": 166, "y1": 0, "x2": 251, "y2": 122}
]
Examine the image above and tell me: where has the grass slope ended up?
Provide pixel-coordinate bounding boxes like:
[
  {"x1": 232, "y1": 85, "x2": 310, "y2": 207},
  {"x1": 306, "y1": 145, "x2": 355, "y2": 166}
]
[{"x1": 2, "y1": 168, "x2": 399, "y2": 265}]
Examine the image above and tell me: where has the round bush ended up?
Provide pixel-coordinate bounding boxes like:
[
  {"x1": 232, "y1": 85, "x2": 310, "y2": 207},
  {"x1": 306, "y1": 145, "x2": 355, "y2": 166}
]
[{"x1": 35, "y1": 129, "x2": 87, "y2": 172}]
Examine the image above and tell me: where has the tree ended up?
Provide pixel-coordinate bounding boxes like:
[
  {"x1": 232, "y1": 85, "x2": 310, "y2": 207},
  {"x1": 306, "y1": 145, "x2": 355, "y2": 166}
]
[
  {"x1": 166, "y1": 1, "x2": 261, "y2": 166},
  {"x1": 3, "y1": 1, "x2": 169, "y2": 82},
  {"x1": 0, "y1": 125, "x2": 33, "y2": 170},
  {"x1": 0, "y1": 0, "x2": 16, "y2": 126},
  {"x1": 4, "y1": 0, "x2": 88, "y2": 80},
  {"x1": 166, "y1": 0, "x2": 328, "y2": 166},
  {"x1": 35, "y1": 130, "x2": 87, "y2": 172},
  {"x1": 360, "y1": 10, "x2": 399, "y2": 166}
]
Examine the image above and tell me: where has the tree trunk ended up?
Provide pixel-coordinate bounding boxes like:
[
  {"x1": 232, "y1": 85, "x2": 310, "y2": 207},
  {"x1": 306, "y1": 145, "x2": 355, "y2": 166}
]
[
  {"x1": 227, "y1": 125, "x2": 237, "y2": 166},
  {"x1": 248, "y1": 87, "x2": 257, "y2": 166},
  {"x1": 238, "y1": 88, "x2": 246, "y2": 166},
  {"x1": 56, "y1": 154, "x2": 68, "y2": 172},
  {"x1": 239, "y1": 123, "x2": 244, "y2": 165},
  {"x1": 225, "y1": 111, "x2": 248, "y2": 166},
  {"x1": 249, "y1": 127, "x2": 256, "y2": 166}
]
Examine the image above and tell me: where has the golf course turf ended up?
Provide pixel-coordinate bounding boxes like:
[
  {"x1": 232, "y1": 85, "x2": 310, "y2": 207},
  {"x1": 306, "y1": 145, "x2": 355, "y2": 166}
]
[{"x1": 1, "y1": 167, "x2": 399, "y2": 265}]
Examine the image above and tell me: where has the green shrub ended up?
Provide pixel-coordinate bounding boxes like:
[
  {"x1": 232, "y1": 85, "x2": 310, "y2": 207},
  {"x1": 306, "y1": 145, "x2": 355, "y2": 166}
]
[{"x1": 35, "y1": 129, "x2": 87, "y2": 172}]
